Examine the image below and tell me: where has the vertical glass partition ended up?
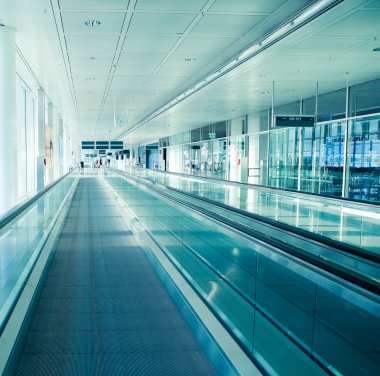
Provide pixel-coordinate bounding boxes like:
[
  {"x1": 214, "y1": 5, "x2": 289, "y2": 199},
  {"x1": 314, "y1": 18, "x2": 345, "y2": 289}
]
[
  {"x1": 268, "y1": 128, "x2": 300, "y2": 190},
  {"x1": 347, "y1": 115, "x2": 380, "y2": 201}
]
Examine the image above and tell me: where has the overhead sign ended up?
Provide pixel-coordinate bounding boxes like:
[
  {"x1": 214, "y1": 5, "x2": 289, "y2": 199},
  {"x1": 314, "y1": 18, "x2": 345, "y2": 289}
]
[
  {"x1": 208, "y1": 132, "x2": 216, "y2": 139},
  {"x1": 275, "y1": 115, "x2": 315, "y2": 128},
  {"x1": 81, "y1": 141, "x2": 95, "y2": 150},
  {"x1": 110, "y1": 141, "x2": 123, "y2": 149}
]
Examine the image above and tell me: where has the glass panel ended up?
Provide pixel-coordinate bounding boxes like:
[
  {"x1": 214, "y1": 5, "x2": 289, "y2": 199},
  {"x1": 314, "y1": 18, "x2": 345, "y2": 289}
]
[
  {"x1": 228, "y1": 136, "x2": 245, "y2": 182},
  {"x1": 347, "y1": 115, "x2": 380, "y2": 201},
  {"x1": 318, "y1": 121, "x2": 345, "y2": 197},
  {"x1": 201, "y1": 125, "x2": 210, "y2": 141},
  {"x1": 317, "y1": 86, "x2": 346, "y2": 122},
  {"x1": 0, "y1": 175, "x2": 77, "y2": 332},
  {"x1": 191, "y1": 128, "x2": 201, "y2": 142},
  {"x1": 303, "y1": 95, "x2": 316, "y2": 116},
  {"x1": 268, "y1": 128, "x2": 299, "y2": 190},
  {"x1": 211, "y1": 139, "x2": 226, "y2": 179},
  {"x1": 191, "y1": 143, "x2": 201, "y2": 175},
  {"x1": 248, "y1": 132, "x2": 268, "y2": 185},
  {"x1": 105, "y1": 173, "x2": 380, "y2": 376},
  {"x1": 215, "y1": 121, "x2": 227, "y2": 138},
  {"x1": 313, "y1": 286, "x2": 380, "y2": 376},
  {"x1": 300, "y1": 127, "x2": 317, "y2": 193},
  {"x1": 349, "y1": 78, "x2": 380, "y2": 117},
  {"x1": 200, "y1": 141, "x2": 212, "y2": 176},
  {"x1": 183, "y1": 144, "x2": 191, "y2": 175}
]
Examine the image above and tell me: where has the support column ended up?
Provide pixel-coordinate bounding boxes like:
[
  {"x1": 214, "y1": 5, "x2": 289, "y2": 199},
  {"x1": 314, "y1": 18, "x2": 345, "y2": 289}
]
[
  {"x1": 37, "y1": 88, "x2": 46, "y2": 190},
  {"x1": 59, "y1": 119, "x2": 63, "y2": 176},
  {"x1": 53, "y1": 114, "x2": 59, "y2": 179},
  {"x1": 0, "y1": 26, "x2": 17, "y2": 215},
  {"x1": 47, "y1": 102, "x2": 54, "y2": 183}
]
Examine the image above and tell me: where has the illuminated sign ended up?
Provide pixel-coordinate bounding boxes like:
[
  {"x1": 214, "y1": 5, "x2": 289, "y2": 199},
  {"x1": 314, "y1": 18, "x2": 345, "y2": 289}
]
[{"x1": 275, "y1": 115, "x2": 315, "y2": 128}]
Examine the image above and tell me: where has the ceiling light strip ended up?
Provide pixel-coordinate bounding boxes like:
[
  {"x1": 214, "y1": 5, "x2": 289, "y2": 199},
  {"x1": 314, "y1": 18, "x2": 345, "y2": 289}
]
[
  {"x1": 95, "y1": 0, "x2": 137, "y2": 132},
  {"x1": 116, "y1": 0, "x2": 342, "y2": 140},
  {"x1": 123, "y1": 0, "x2": 216, "y2": 119}
]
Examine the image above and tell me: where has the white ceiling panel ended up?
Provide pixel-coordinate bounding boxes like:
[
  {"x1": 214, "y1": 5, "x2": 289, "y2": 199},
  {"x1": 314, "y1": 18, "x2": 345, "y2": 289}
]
[
  {"x1": 283, "y1": 36, "x2": 367, "y2": 56},
  {"x1": 128, "y1": 12, "x2": 196, "y2": 35},
  {"x1": 118, "y1": 51, "x2": 165, "y2": 66},
  {"x1": 69, "y1": 52, "x2": 114, "y2": 65},
  {"x1": 190, "y1": 14, "x2": 266, "y2": 37},
  {"x1": 123, "y1": 35, "x2": 180, "y2": 52},
  {"x1": 157, "y1": 65, "x2": 198, "y2": 77},
  {"x1": 71, "y1": 65, "x2": 111, "y2": 75},
  {"x1": 334, "y1": 38, "x2": 380, "y2": 58},
  {"x1": 114, "y1": 64, "x2": 157, "y2": 76},
  {"x1": 209, "y1": 0, "x2": 288, "y2": 13},
  {"x1": 316, "y1": 10, "x2": 380, "y2": 37},
  {"x1": 61, "y1": 11, "x2": 125, "y2": 35},
  {"x1": 135, "y1": 0, "x2": 206, "y2": 11},
  {"x1": 59, "y1": 0, "x2": 129, "y2": 10},
  {"x1": 65, "y1": 35, "x2": 119, "y2": 51},
  {"x1": 74, "y1": 80, "x2": 107, "y2": 92},
  {"x1": 365, "y1": 0, "x2": 380, "y2": 8},
  {"x1": 165, "y1": 52, "x2": 219, "y2": 66},
  {"x1": 177, "y1": 36, "x2": 238, "y2": 54}
]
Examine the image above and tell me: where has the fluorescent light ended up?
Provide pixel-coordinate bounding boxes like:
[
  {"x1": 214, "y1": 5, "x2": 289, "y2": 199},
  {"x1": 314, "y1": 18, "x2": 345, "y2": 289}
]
[
  {"x1": 237, "y1": 44, "x2": 261, "y2": 61},
  {"x1": 260, "y1": 22, "x2": 293, "y2": 46},
  {"x1": 293, "y1": 0, "x2": 337, "y2": 25}
]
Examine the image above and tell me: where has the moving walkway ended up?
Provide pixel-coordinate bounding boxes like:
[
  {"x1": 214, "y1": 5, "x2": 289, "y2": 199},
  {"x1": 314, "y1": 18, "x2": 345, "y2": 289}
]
[{"x1": 0, "y1": 169, "x2": 379, "y2": 375}]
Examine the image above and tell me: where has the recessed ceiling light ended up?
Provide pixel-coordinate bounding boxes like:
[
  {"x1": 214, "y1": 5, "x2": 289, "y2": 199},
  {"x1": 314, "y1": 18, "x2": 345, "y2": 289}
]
[
  {"x1": 373, "y1": 47, "x2": 380, "y2": 52},
  {"x1": 85, "y1": 20, "x2": 101, "y2": 27},
  {"x1": 85, "y1": 77, "x2": 95, "y2": 81}
]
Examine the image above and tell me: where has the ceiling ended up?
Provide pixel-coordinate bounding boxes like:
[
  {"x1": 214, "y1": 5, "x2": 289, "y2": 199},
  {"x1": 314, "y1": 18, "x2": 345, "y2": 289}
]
[{"x1": 1, "y1": 0, "x2": 380, "y2": 146}]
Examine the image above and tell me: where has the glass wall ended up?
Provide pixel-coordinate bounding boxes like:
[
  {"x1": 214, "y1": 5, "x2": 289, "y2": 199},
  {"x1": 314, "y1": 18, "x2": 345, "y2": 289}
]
[
  {"x1": 347, "y1": 115, "x2": 380, "y2": 201},
  {"x1": 269, "y1": 128, "x2": 300, "y2": 190},
  {"x1": 150, "y1": 78, "x2": 380, "y2": 203}
]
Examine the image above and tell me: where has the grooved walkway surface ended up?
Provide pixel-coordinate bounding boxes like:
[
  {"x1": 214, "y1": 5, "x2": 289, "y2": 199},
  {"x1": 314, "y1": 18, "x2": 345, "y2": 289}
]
[{"x1": 14, "y1": 178, "x2": 218, "y2": 376}]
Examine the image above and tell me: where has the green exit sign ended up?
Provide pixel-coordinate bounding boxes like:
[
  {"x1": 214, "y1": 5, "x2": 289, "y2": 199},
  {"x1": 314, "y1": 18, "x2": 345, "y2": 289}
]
[{"x1": 208, "y1": 133, "x2": 216, "y2": 139}]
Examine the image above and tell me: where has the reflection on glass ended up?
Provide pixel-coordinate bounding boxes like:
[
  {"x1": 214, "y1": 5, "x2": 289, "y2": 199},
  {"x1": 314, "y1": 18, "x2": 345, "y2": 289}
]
[
  {"x1": 347, "y1": 115, "x2": 380, "y2": 201},
  {"x1": 105, "y1": 175, "x2": 380, "y2": 376}
]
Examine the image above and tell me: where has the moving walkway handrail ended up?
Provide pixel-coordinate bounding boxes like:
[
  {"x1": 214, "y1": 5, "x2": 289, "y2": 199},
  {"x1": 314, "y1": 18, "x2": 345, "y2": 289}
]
[
  {"x1": 126, "y1": 167, "x2": 380, "y2": 264},
  {"x1": 107, "y1": 170, "x2": 376, "y2": 376},
  {"x1": 0, "y1": 169, "x2": 77, "y2": 335},
  {"x1": 111, "y1": 168, "x2": 380, "y2": 296},
  {"x1": 165, "y1": 185, "x2": 380, "y2": 264},
  {"x1": 136, "y1": 166, "x2": 380, "y2": 208},
  {"x1": 0, "y1": 168, "x2": 77, "y2": 230}
]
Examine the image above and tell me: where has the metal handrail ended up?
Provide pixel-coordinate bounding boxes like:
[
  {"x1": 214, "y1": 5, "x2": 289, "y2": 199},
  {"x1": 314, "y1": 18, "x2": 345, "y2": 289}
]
[
  {"x1": 124, "y1": 167, "x2": 380, "y2": 263},
  {"x1": 111, "y1": 167, "x2": 380, "y2": 294},
  {"x1": 0, "y1": 168, "x2": 76, "y2": 230},
  {"x1": 134, "y1": 166, "x2": 380, "y2": 208}
]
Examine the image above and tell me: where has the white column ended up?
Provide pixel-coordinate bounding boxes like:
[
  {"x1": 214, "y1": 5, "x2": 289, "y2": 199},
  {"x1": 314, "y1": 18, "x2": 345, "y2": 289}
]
[
  {"x1": 37, "y1": 88, "x2": 45, "y2": 190},
  {"x1": 58, "y1": 118, "x2": 63, "y2": 176},
  {"x1": 0, "y1": 26, "x2": 17, "y2": 215},
  {"x1": 47, "y1": 101, "x2": 54, "y2": 183}
]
